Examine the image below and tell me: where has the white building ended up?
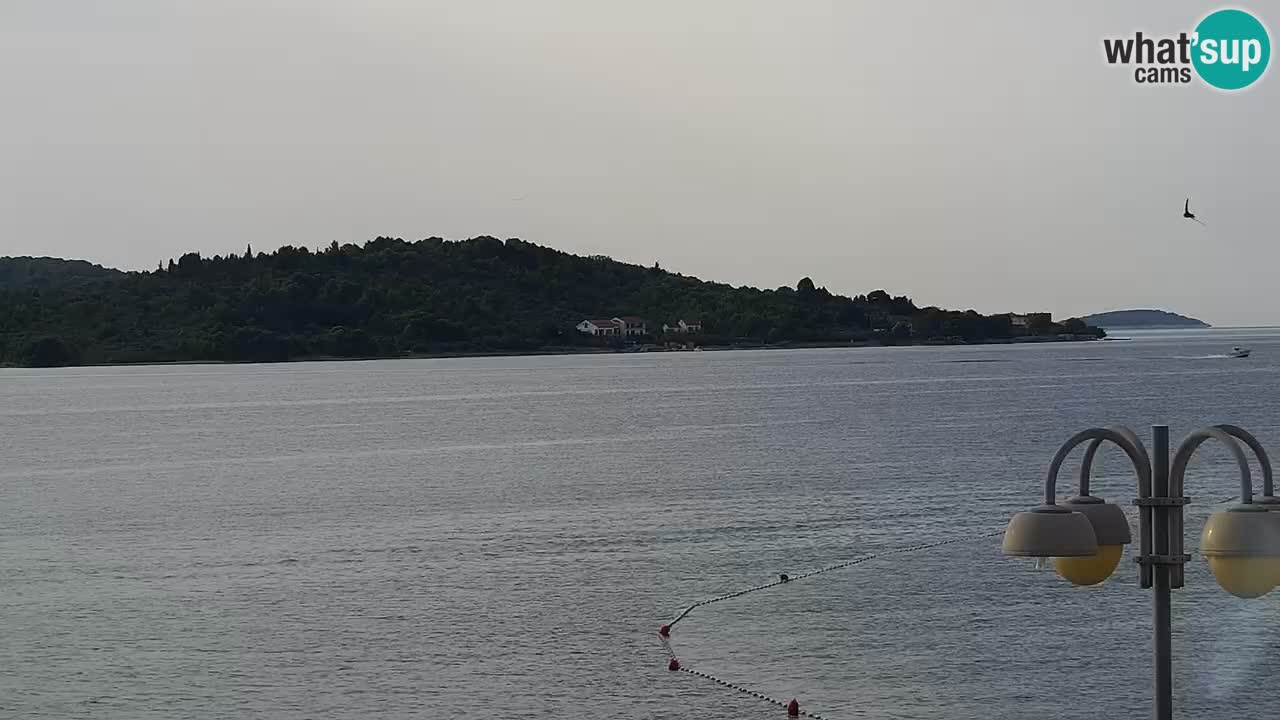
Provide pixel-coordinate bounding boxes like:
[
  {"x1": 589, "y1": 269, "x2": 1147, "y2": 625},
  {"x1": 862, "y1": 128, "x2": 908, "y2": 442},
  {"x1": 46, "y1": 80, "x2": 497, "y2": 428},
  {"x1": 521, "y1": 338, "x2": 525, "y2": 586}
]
[
  {"x1": 576, "y1": 319, "x2": 620, "y2": 337},
  {"x1": 1010, "y1": 312, "x2": 1052, "y2": 328},
  {"x1": 662, "y1": 319, "x2": 703, "y2": 334},
  {"x1": 613, "y1": 316, "x2": 648, "y2": 337},
  {"x1": 576, "y1": 316, "x2": 649, "y2": 337}
]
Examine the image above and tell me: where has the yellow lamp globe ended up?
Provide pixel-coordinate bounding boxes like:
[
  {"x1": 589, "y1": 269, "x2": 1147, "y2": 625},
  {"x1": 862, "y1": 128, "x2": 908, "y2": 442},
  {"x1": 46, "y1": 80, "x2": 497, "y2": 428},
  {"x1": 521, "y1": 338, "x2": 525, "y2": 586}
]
[
  {"x1": 1201, "y1": 505, "x2": 1280, "y2": 599},
  {"x1": 1054, "y1": 544, "x2": 1125, "y2": 586},
  {"x1": 1052, "y1": 496, "x2": 1133, "y2": 586},
  {"x1": 1205, "y1": 556, "x2": 1278, "y2": 599}
]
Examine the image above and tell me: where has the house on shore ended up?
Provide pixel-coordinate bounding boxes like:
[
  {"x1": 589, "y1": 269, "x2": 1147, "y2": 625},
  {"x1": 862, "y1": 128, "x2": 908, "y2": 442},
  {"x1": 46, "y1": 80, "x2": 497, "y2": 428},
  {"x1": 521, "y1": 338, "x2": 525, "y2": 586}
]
[
  {"x1": 576, "y1": 319, "x2": 621, "y2": 337},
  {"x1": 662, "y1": 319, "x2": 703, "y2": 334},
  {"x1": 614, "y1": 316, "x2": 648, "y2": 337},
  {"x1": 575, "y1": 317, "x2": 649, "y2": 337},
  {"x1": 1010, "y1": 312, "x2": 1052, "y2": 329}
]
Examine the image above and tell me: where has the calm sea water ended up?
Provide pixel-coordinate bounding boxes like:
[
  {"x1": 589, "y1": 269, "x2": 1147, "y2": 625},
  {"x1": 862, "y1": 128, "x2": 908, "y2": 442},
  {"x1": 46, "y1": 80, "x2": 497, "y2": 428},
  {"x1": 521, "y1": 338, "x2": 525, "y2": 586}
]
[{"x1": 5, "y1": 329, "x2": 1280, "y2": 719}]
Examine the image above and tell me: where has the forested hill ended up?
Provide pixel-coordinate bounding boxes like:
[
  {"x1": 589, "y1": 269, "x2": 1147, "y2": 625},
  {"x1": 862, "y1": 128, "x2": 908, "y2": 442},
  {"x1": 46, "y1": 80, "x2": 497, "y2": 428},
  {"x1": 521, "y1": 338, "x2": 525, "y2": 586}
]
[
  {"x1": 0, "y1": 256, "x2": 123, "y2": 290},
  {"x1": 0, "y1": 236, "x2": 1101, "y2": 367}
]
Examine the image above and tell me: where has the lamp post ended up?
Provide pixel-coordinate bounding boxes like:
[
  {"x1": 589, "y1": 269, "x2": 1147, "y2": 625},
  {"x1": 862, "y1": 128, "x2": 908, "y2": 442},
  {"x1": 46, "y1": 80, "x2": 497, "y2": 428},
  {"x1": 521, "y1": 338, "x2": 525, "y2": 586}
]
[{"x1": 1002, "y1": 424, "x2": 1280, "y2": 720}]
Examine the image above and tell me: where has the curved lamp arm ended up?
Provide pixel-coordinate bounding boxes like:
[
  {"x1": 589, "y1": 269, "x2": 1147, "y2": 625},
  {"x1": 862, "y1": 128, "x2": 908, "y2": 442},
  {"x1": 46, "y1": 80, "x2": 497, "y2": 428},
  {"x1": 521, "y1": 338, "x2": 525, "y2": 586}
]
[
  {"x1": 1079, "y1": 425, "x2": 1151, "y2": 497},
  {"x1": 1168, "y1": 427, "x2": 1256, "y2": 590},
  {"x1": 1170, "y1": 427, "x2": 1254, "y2": 502},
  {"x1": 1214, "y1": 424, "x2": 1274, "y2": 498},
  {"x1": 1045, "y1": 427, "x2": 1152, "y2": 506}
]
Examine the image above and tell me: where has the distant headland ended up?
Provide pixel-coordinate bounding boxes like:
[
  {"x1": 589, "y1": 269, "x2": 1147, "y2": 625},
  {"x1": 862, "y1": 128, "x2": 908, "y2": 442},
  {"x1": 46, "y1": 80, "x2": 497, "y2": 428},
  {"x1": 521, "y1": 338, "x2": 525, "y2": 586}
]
[
  {"x1": 0, "y1": 238, "x2": 1106, "y2": 367},
  {"x1": 1081, "y1": 309, "x2": 1209, "y2": 329}
]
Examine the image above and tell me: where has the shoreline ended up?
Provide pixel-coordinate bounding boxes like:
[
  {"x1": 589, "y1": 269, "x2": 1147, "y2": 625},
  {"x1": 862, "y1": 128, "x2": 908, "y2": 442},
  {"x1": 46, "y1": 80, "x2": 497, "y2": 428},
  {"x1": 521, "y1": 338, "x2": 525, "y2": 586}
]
[{"x1": 0, "y1": 335, "x2": 1104, "y2": 370}]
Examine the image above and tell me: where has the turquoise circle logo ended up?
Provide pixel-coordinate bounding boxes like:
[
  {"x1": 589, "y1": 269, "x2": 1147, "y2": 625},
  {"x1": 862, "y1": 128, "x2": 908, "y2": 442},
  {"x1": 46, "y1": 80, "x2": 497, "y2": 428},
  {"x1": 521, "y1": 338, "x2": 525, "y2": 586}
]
[{"x1": 1192, "y1": 9, "x2": 1270, "y2": 90}]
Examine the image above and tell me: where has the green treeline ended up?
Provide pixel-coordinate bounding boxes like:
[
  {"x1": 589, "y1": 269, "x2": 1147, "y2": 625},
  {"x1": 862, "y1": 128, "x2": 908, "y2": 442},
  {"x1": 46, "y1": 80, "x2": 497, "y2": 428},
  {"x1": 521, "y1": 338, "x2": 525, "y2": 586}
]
[{"x1": 0, "y1": 237, "x2": 1101, "y2": 367}]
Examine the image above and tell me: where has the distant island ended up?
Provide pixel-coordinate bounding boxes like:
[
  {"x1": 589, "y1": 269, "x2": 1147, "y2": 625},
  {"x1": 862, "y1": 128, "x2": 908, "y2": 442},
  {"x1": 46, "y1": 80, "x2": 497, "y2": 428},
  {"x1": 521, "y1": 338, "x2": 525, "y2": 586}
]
[
  {"x1": 1081, "y1": 309, "x2": 1209, "y2": 329},
  {"x1": 0, "y1": 237, "x2": 1105, "y2": 367}
]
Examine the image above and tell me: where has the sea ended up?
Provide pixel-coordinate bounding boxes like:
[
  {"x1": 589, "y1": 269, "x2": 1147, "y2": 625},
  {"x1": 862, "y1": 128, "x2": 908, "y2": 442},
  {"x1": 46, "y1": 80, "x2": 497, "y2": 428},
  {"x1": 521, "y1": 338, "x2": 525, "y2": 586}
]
[{"x1": 4, "y1": 328, "x2": 1280, "y2": 719}]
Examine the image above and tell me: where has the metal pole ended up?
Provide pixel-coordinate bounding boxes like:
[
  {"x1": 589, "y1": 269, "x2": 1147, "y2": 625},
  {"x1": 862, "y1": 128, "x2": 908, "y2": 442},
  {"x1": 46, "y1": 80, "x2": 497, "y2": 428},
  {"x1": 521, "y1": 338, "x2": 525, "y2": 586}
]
[{"x1": 1151, "y1": 425, "x2": 1173, "y2": 720}]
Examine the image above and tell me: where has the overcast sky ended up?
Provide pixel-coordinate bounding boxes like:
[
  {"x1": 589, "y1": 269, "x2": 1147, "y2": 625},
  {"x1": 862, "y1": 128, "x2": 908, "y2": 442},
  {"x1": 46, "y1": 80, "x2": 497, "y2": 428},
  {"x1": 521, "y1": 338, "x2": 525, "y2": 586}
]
[{"x1": 1, "y1": 2, "x2": 1275, "y2": 325}]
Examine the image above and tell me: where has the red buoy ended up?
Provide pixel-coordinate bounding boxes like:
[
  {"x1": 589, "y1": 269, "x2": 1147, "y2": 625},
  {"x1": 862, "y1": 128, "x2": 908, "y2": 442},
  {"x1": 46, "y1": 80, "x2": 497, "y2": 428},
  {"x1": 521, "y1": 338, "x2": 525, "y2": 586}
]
[
  {"x1": 787, "y1": 699, "x2": 800, "y2": 717},
  {"x1": 658, "y1": 625, "x2": 671, "y2": 638},
  {"x1": 667, "y1": 658, "x2": 681, "y2": 671}
]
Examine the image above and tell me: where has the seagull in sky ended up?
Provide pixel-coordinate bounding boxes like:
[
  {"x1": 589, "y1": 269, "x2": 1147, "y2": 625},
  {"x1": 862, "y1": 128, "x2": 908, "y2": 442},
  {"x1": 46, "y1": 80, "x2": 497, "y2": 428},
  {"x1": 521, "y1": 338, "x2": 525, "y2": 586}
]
[{"x1": 1183, "y1": 198, "x2": 1205, "y2": 225}]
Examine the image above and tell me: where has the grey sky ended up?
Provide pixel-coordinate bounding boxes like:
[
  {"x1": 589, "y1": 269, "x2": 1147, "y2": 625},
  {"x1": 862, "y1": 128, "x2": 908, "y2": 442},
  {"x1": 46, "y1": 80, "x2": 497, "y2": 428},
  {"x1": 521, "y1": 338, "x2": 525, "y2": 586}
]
[{"x1": 1, "y1": 2, "x2": 1275, "y2": 325}]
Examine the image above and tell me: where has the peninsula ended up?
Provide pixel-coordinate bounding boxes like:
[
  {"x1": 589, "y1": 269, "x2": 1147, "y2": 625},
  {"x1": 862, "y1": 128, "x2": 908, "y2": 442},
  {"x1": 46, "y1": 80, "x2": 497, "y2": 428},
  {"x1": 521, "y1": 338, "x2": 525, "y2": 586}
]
[{"x1": 0, "y1": 237, "x2": 1104, "y2": 367}]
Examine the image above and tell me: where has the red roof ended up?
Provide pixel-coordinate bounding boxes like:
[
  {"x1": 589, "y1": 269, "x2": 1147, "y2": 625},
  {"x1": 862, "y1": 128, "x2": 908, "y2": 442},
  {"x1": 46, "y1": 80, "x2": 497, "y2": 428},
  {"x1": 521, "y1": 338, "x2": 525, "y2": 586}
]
[{"x1": 617, "y1": 316, "x2": 646, "y2": 323}]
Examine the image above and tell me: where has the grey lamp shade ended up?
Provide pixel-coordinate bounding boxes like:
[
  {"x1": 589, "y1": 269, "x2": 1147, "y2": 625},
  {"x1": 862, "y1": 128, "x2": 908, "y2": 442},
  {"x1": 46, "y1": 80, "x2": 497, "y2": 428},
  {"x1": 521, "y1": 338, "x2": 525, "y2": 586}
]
[
  {"x1": 1062, "y1": 495, "x2": 1133, "y2": 546},
  {"x1": 1003, "y1": 505, "x2": 1099, "y2": 557},
  {"x1": 1201, "y1": 505, "x2": 1280, "y2": 557},
  {"x1": 1255, "y1": 495, "x2": 1280, "y2": 511}
]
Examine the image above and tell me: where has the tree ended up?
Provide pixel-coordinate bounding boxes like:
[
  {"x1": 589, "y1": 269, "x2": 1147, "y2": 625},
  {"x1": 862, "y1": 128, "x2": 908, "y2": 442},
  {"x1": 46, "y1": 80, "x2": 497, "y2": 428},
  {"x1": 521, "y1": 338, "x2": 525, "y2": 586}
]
[
  {"x1": 797, "y1": 277, "x2": 816, "y2": 292},
  {"x1": 176, "y1": 252, "x2": 202, "y2": 275}
]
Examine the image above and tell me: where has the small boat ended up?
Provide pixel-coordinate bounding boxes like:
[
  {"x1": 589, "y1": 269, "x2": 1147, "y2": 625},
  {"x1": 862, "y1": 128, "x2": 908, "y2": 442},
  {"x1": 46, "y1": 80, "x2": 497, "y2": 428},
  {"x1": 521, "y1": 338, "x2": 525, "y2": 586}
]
[{"x1": 1227, "y1": 347, "x2": 1251, "y2": 358}]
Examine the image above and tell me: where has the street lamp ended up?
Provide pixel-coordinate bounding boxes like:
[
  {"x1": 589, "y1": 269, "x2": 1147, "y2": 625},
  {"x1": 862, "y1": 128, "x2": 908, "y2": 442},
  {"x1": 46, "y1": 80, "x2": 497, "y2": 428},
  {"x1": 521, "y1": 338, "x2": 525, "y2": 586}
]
[
  {"x1": 1001, "y1": 424, "x2": 1280, "y2": 720},
  {"x1": 1054, "y1": 427, "x2": 1142, "y2": 585}
]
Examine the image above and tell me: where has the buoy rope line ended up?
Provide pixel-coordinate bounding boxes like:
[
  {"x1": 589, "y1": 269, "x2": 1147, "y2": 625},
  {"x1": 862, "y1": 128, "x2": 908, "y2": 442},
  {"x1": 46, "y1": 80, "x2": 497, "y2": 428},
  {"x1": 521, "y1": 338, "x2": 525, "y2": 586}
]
[
  {"x1": 662, "y1": 631, "x2": 828, "y2": 719},
  {"x1": 657, "y1": 528, "x2": 1007, "y2": 718},
  {"x1": 657, "y1": 493, "x2": 1243, "y2": 717},
  {"x1": 664, "y1": 529, "x2": 1008, "y2": 632}
]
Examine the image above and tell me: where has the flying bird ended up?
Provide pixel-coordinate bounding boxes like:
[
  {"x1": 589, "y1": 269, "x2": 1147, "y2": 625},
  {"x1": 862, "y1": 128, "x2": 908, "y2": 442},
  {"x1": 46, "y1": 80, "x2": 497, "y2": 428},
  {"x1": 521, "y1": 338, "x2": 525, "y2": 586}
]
[{"x1": 1183, "y1": 198, "x2": 1205, "y2": 225}]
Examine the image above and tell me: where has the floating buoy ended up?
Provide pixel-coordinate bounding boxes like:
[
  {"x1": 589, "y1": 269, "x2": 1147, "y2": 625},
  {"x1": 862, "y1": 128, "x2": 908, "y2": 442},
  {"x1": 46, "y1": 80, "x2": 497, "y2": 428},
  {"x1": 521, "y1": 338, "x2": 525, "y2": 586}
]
[
  {"x1": 787, "y1": 699, "x2": 800, "y2": 717},
  {"x1": 658, "y1": 624, "x2": 670, "y2": 637},
  {"x1": 779, "y1": 573, "x2": 790, "y2": 583},
  {"x1": 667, "y1": 658, "x2": 680, "y2": 671}
]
